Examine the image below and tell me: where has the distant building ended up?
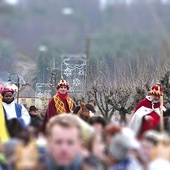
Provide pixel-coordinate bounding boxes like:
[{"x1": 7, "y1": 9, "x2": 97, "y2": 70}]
[{"x1": 18, "y1": 85, "x2": 41, "y2": 110}]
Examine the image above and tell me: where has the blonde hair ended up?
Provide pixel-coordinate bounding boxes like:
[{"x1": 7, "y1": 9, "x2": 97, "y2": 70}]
[{"x1": 46, "y1": 114, "x2": 82, "y2": 138}]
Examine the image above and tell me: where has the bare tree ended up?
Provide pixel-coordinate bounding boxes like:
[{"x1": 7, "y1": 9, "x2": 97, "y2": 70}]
[{"x1": 86, "y1": 48, "x2": 170, "y2": 122}]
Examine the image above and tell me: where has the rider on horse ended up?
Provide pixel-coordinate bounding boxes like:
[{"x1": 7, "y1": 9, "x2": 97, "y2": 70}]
[{"x1": 129, "y1": 83, "x2": 166, "y2": 139}]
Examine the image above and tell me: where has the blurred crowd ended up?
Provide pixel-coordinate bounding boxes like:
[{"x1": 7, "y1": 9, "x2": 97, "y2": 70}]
[
  {"x1": 0, "y1": 79, "x2": 170, "y2": 170},
  {"x1": 1, "y1": 111, "x2": 170, "y2": 170}
]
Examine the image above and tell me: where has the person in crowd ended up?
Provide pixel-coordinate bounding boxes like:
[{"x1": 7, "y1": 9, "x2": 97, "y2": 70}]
[
  {"x1": 128, "y1": 83, "x2": 166, "y2": 139},
  {"x1": 1, "y1": 139, "x2": 20, "y2": 170},
  {"x1": 41, "y1": 77, "x2": 75, "y2": 133},
  {"x1": 108, "y1": 127, "x2": 144, "y2": 170},
  {"x1": 83, "y1": 132, "x2": 107, "y2": 170},
  {"x1": 2, "y1": 87, "x2": 30, "y2": 127},
  {"x1": 110, "y1": 111, "x2": 121, "y2": 126},
  {"x1": 88, "y1": 116, "x2": 107, "y2": 132},
  {"x1": 5, "y1": 118, "x2": 26, "y2": 139},
  {"x1": 140, "y1": 130, "x2": 160, "y2": 165},
  {"x1": 148, "y1": 132, "x2": 170, "y2": 170},
  {"x1": 90, "y1": 132, "x2": 106, "y2": 161},
  {"x1": 104, "y1": 124, "x2": 121, "y2": 145},
  {"x1": 150, "y1": 132, "x2": 170, "y2": 161},
  {"x1": 2, "y1": 124, "x2": 39, "y2": 170},
  {"x1": 13, "y1": 127, "x2": 40, "y2": 170},
  {"x1": 44, "y1": 114, "x2": 83, "y2": 170},
  {"x1": 163, "y1": 108, "x2": 170, "y2": 133},
  {"x1": 28, "y1": 105, "x2": 42, "y2": 136},
  {"x1": 148, "y1": 158, "x2": 170, "y2": 170}
]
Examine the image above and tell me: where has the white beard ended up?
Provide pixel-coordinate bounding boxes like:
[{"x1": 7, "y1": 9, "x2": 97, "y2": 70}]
[{"x1": 146, "y1": 96, "x2": 159, "y2": 103}]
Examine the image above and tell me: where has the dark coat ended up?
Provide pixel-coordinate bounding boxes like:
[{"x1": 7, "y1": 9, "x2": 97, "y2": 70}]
[{"x1": 30, "y1": 114, "x2": 42, "y2": 129}]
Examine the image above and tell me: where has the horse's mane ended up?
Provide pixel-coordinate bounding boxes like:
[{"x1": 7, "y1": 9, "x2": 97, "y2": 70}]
[
  {"x1": 86, "y1": 104, "x2": 96, "y2": 113},
  {"x1": 73, "y1": 106, "x2": 81, "y2": 114}
]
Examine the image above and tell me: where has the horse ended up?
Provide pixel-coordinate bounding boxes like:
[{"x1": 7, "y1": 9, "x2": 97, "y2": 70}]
[{"x1": 73, "y1": 100, "x2": 96, "y2": 122}]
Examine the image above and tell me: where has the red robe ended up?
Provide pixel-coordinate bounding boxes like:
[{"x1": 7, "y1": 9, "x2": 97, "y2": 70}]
[
  {"x1": 128, "y1": 96, "x2": 166, "y2": 139},
  {"x1": 41, "y1": 93, "x2": 75, "y2": 133}
]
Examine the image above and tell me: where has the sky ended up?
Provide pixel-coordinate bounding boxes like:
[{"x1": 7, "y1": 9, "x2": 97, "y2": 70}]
[
  {"x1": 99, "y1": 0, "x2": 134, "y2": 10},
  {"x1": 5, "y1": 0, "x2": 19, "y2": 5}
]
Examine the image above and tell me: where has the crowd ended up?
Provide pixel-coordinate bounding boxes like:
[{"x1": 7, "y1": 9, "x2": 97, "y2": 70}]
[{"x1": 0, "y1": 78, "x2": 170, "y2": 170}]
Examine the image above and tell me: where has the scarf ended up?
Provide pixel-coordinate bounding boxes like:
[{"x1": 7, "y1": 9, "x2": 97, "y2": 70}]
[
  {"x1": 57, "y1": 92, "x2": 68, "y2": 100},
  {"x1": 53, "y1": 93, "x2": 75, "y2": 114}
]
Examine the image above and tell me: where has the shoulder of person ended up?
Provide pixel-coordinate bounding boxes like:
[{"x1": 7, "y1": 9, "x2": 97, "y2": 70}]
[{"x1": 67, "y1": 96, "x2": 75, "y2": 102}]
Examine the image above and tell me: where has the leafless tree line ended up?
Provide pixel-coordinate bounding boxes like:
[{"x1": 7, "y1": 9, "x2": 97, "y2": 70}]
[{"x1": 82, "y1": 46, "x2": 170, "y2": 122}]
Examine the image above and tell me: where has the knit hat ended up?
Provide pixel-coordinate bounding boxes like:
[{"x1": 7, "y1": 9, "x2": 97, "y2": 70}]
[
  {"x1": 1, "y1": 87, "x2": 15, "y2": 96},
  {"x1": 56, "y1": 77, "x2": 69, "y2": 90},
  {"x1": 148, "y1": 83, "x2": 163, "y2": 96},
  {"x1": 143, "y1": 130, "x2": 160, "y2": 145},
  {"x1": 109, "y1": 127, "x2": 140, "y2": 162}
]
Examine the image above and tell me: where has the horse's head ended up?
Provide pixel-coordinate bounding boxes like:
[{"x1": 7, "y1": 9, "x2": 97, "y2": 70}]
[
  {"x1": 74, "y1": 101, "x2": 90, "y2": 122},
  {"x1": 78, "y1": 101, "x2": 90, "y2": 122},
  {"x1": 74, "y1": 101, "x2": 96, "y2": 122}
]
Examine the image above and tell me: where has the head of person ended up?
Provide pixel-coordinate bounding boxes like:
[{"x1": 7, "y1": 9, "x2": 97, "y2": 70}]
[
  {"x1": 86, "y1": 132, "x2": 106, "y2": 161},
  {"x1": 88, "y1": 116, "x2": 107, "y2": 132},
  {"x1": 110, "y1": 111, "x2": 120, "y2": 125},
  {"x1": 104, "y1": 124, "x2": 121, "y2": 145},
  {"x1": 140, "y1": 130, "x2": 160, "y2": 162},
  {"x1": 108, "y1": 127, "x2": 140, "y2": 164},
  {"x1": 56, "y1": 77, "x2": 69, "y2": 95},
  {"x1": 6, "y1": 118, "x2": 25, "y2": 138},
  {"x1": 29, "y1": 105, "x2": 38, "y2": 115},
  {"x1": 148, "y1": 83, "x2": 163, "y2": 102},
  {"x1": 46, "y1": 114, "x2": 82, "y2": 166},
  {"x1": 114, "y1": 112, "x2": 120, "y2": 121},
  {"x1": 1, "y1": 87, "x2": 15, "y2": 104}
]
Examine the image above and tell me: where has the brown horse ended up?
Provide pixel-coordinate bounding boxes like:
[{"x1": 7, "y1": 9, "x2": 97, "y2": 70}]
[{"x1": 73, "y1": 101, "x2": 96, "y2": 122}]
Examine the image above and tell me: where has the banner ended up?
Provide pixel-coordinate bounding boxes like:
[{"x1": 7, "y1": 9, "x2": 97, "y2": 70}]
[{"x1": 0, "y1": 94, "x2": 9, "y2": 143}]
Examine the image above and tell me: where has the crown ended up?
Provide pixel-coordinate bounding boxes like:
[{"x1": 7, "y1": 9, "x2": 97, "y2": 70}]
[
  {"x1": 56, "y1": 76, "x2": 69, "y2": 90},
  {"x1": 148, "y1": 83, "x2": 163, "y2": 96}
]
